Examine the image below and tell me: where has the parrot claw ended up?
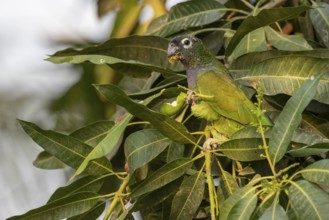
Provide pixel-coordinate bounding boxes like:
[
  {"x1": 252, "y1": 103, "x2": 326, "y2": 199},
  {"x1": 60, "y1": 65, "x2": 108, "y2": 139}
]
[
  {"x1": 203, "y1": 138, "x2": 221, "y2": 150},
  {"x1": 186, "y1": 91, "x2": 199, "y2": 105}
]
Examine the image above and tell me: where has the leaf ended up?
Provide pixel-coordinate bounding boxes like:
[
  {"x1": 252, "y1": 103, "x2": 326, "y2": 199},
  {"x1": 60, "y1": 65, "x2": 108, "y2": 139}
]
[
  {"x1": 227, "y1": 188, "x2": 257, "y2": 220},
  {"x1": 220, "y1": 138, "x2": 266, "y2": 161},
  {"x1": 94, "y1": 84, "x2": 196, "y2": 144},
  {"x1": 259, "y1": 201, "x2": 288, "y2": 220},
  {"x1": 234, "y1": 56, "x2": 329, "y2": 104},
  {"x1": 218, "y1": 171, "x2": 239, "y2": 207},
  {"x1": 169, "y1": 173, "x2": 205, "y2": 220},
  {"x1": 72, "y1": 114, "x2": 132, "y2": 179},
  {"x1": 18, "y1": 120, "x2": 112, "y2": 175},
  {"x1": 33, "y1": 151, "x2": 66, "y2": 169},
  {"x1": 302, "y1": 113, "x2": 329, "y2": 138},
  {"x1": 219, "y1": 184, "x2": 255, "y2": 220},
  {"x1": 226, "y1": 6, "x2": 310, "y2": 55},
  {"x1": 288, "y1": 180, "x2": 329, "y2": 220},
  {"x1": 165, "y1": 142, "x2": 185, "y2": 163},
  {"x1": 146, "y1": 0, "x2": 227, "y2": 37},
  {"x1": 230, "y1": 50, "x2": 329, "y2": 75},
  {"x1": 70, "y1": 120, "x2": 115, "y2": 146},
  {"x1": 310, "y1": 1, "x2": 329, "y2": 48},
  {"x1": 47, "y1": 35, "x2": 183, "y2": 75},
  {"x1": 300, "y1": 159, "x2": 329, "y2": 186},
  {"x1": 48, "y1": 175, "x2": 105, "y2": 203},
  {"x1": 230, "y1": 28, "x2": 267, "y2": 60},
  {"x1": 68, "y1": 201, "x2": 106, "y2": 220},
  {"x1": 265, "y1": 27, "x2": 312, "y2": 51},
  {"x1": 268, "y1": 71, "x2": 325, "y2": 165},
  {"x1": 288, "y1": 143, "x2": 329, "y2": 157},
  {"x1": 125, "y1": 129, "x2": 172, "y2": 174},
  {"x1": 7, "y1": 192, "x2": 99, "y2": 220},
  {"x1": 131, "y1": 158, "x2": 194, "y2": 197}
]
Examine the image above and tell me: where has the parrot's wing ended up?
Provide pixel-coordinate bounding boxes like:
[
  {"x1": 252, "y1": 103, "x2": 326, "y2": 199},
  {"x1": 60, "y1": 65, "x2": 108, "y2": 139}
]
[{"x1": 195, "y1": 67, "x2": 260, "y2": 125}]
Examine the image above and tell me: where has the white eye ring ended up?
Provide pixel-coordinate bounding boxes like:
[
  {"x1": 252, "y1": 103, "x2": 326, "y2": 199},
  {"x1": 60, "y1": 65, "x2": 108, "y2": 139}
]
[{"x1": 181, "y1": 38, "x2": 192, "y2": 48}]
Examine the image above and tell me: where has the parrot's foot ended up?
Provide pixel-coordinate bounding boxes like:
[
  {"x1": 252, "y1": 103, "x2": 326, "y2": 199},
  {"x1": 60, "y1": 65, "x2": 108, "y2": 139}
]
[
  {"x1": 186, "y1": 91, "x2": 199, "y2": 105},
  {"x1": 202, "y1": 138, "x2": 221, "y2": 150}
]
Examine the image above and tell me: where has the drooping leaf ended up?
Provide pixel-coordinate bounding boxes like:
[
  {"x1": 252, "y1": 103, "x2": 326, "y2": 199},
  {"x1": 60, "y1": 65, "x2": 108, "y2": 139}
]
[
  {"x1": 230, "y1": 28, "x2": 267, "y2": 60},
  {"x1": 68, "y1": 201, "x2": 106, "y2": 220},
  {"x1": 226, "y1": 6, "x2": 310, "y2": 55},
  {"x1": 230, "y1": 50, "x2": 329, "y2": 75},
  {"x1": 265, "y1": 26, "x2": 312, "y2": 51},
  {"x1": 47, "y1": 35, "x2": 183, "y2": 75},
  {"x1": 125, "y1": 129, "x2": 172, "y2": 174},
  {"x1": 288, "y1": 142, "x2": 329, "y2": 157},
  {"x1": 220, "y1": 184, "x2": 257, "y2": 220},
  {"x1": 72, "y1": 114, "x2": 132, "y2": 179},
  {"x1": 33, "y1": 151, "x2": 66, "y2": 169},
  {"x1": 48, "y1": 175, "x2": 105, "y2": 203},
  {"x1": 234, "y1": 56, "x2": 329, "y2": 104},
  {"x1": 227, "y1": 188, "x2": 257, "y2": 220},
  {"x1": 70, "y1": 120, "x2": 115, "y2": 146},
  {"x1": 131, "y1": 158, "x2": 195, "y2": 197},
  {"x1": 269, "y1": 71, "x2": 325, "y2": 165},
  {"x1": 169, "y1": 173, "x2": 205, "y2": 220},
  {"x1": 7, "y1": 192, "x2": 99, "y2": 220},
  {"x1": 300, "y1": 159, "x2": 329, "y2": 186},
  {"x1": 259, "y1": 201, "x2": 288, "y2": 220},
  {"x1": 310, "y1": 1, "x2": 329, "y2": 48},
  {"x1": 218, "y1": 171, "x2": 239, "y2": 207},
  {"x1": 302, "y1": 113, "x2": 329, "y2": 138},
  {"x1": 18, "y1": 120, "x2": 112, "y2": 175},
  {"x1": 288, "y1": 180, "x2": 329, "y2": 220},
  {"x1": 220, "y1": 138, "x2": 266, "y2": 161},
  {"x1": 146, "y1": 0, "x2": 227, "y2": 37},
  {"x1": 94, "y1": 84, "x2": 196, "y2": 144}
]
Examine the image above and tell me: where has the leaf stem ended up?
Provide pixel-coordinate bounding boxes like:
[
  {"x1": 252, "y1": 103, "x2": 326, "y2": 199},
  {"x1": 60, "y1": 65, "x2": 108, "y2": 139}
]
[
  {"x1": 104, "y1": 175, "x2": 130, "y2": 220},
  {"x1": 205, "y1": 148, "x2": 216, "y2": 220}
]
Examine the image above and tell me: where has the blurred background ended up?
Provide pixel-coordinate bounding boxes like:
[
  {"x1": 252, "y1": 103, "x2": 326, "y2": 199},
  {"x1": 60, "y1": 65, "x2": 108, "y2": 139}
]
[
  {"x1": 0, "y1": 0, "x2": 182, "y2": 218},
  {"x1": 0, "y1": 0, "x2": 114, "y2": 218}
]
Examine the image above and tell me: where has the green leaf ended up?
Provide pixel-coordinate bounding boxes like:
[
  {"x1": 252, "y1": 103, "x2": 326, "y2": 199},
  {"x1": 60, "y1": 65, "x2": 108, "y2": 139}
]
[
  {"x1": 68, "y1": 201, "x2": 105, "y2": 220},
  {"x1": 72, "y1": 114, "x2": 132, "y2": 179},
  {"x1": 146, "y1": 0, "x2": 227, "y2": 37},
  {"x1": 169, "y1": 173, "x2": 205, "y2": 220},
  {"x1": 300, "y1": 159, "x2": 329, "y2": 186},
  {"x1": 7, "y1": 192, "x2": 99, "y2": 220},
  {"x1": 259, "y1": 201, "x2": 288, "y2": 220},
  {"x1": 219, "y1": 184, "x2": 255, "y2": 220},
  {"x1": 288, "y1": 180, "x2": 329, "y2": 220},
  {"x1": 234, "y1": 56, "x2": 329, "y2": 104},
  {"x1": 220, "y1": 138, "x2": 266, "y2": 161},
  {"x1": 33, "y1": 151, "x2": 66, "y2": 169},
  {"x1": 268, "y1": 71, "x2": 325, "y2": 165},
  {"x1": 302, "y1": 113, "x2": 329, "y2": 138},
  {"x1": 70, "y1": 120, "x2": 115, "y2": 147},
  {"x1": 48, "y1": 175, "x2": 105, "y2": 203},
  {"x1": 226, "y1": 6, "x2": 310, "y2": 55},
  {"x1": 230, "y1": 28, "x2": 267, "y2": 60},
  {"x1": 47, "y1": 35, "x2": 183, "y2": 75},
  {"x1": 125, "y1": 129, "x2": 172, "y2": 174},
  {"x1": 218, "y1": 171, "x2": 239, "y2": 207},
  {"x1": 94, "y1": 84, "x2": 196, "y2": 144},
  {"x1": 227, "y1": 188, "x2": 257, "y2": 220},
  {"x1": 288, "y1": 143, "x2": 329, "y2": 157},
  {"x1": 18, "y1": 120, "x2": 112, "y2": 175},
  {"x1": 131, "y1": 158, "x2": 194, "y2": 197},
  {"x1": 310, "y1": 1, "x2": 329, "y2": 48},
  {"x1": 265, "y1": 27, "x2": 312, "y2": 51},
  {"x1": 165, "y1": 142, "x2": 185, "y2": 163}
]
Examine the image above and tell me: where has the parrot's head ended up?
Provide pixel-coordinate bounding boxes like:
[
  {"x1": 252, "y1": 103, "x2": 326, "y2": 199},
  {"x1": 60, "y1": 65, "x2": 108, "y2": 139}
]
[{"x1": 167, "y1": 35, "x2": 207, "y2": 67}]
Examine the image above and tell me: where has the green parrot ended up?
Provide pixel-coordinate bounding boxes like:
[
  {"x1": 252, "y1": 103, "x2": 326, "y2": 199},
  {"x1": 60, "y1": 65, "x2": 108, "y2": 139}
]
[{"x1": 167, "y1": 35, "x2": 272, "y2": 136}]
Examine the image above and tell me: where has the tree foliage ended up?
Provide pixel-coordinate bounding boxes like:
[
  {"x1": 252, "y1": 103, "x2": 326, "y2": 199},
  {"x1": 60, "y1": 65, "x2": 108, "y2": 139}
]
[{"x1": 9, "y1": 0, "x2": 329, "y2": 219}]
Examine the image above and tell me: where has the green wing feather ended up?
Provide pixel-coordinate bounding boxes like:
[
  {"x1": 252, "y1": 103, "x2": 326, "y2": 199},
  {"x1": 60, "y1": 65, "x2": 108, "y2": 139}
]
[{"x1": 192, "y1": 62, "x2": 271, "y2": 125}]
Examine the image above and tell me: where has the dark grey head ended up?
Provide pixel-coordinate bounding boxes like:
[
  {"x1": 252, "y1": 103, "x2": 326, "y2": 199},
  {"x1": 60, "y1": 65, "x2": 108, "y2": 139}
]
[{"x1": 167, "y1": 35, "x2": 213, "y2": 68}]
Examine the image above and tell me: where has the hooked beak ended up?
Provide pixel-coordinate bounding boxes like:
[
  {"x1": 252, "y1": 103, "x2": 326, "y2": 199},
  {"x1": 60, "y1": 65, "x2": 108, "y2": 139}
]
[{"x1": 167, "y1": 45, "x2": 181, "y2": 63}]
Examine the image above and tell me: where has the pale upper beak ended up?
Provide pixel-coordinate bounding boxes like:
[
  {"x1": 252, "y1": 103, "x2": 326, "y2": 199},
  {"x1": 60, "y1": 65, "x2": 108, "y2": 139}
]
[{"x1": 167, "y1": 44, "x2": 180, "y2": 63}]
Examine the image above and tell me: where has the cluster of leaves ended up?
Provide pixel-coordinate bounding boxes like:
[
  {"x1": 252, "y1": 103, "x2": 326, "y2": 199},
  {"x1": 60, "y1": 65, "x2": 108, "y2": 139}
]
[{"x1": 9, "y1": 0, "x2": 329, "y2": 220}]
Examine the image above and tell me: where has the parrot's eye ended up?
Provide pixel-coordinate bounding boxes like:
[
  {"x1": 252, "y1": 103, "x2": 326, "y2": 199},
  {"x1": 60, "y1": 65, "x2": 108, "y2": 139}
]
[{"x1": 181, "y1": 38, "x2": 192, "y2": 48}]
